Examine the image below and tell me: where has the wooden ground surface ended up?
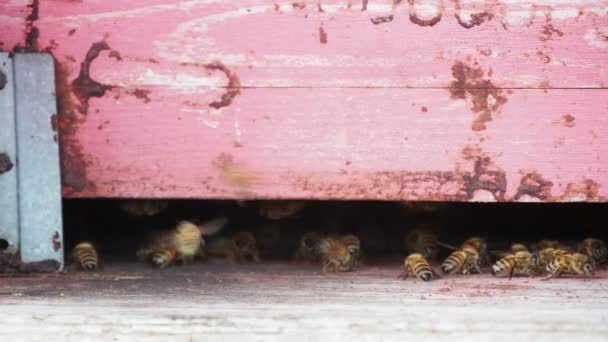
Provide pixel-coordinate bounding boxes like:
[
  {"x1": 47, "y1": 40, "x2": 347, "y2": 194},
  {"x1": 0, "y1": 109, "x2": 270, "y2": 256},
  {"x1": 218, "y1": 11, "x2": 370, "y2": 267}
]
[{"x1": 1, "y1": 261, "x2": 608, "y2": 341}]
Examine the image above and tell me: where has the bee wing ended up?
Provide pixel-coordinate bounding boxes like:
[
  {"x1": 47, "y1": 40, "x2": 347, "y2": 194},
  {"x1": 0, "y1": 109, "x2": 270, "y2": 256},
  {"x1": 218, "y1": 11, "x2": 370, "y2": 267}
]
[
  {"x1": 436, "y1": 241, "x2": 458, "y2": 251},
  {"x1": 199, "y1": 217, "x2": 228, "y2": 236}
]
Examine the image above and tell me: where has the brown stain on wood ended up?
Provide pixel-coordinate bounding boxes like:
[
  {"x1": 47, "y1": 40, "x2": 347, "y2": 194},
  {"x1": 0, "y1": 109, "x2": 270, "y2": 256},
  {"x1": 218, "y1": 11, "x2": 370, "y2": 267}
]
[
  {"x1": 514, "y1": 172, "x2": 553, "y2": 200},
  {"x1": 562, "y1": 114, "x2": 575, "y2": 128},
  {"x1": 125, "y1": 89, "x2": 151, "y2": 103},
  {"x1": 71, "y1": 41, "x2": 115, "y2": 114},
  {"x1": 370, "y1": 15, "x2": 394, "y2": 25},
  {"x1": 292, "y1": 2, "x2": 306, "y2": 10},
  {"x1": 108, "y1": 50, "x2": 123, "y2": 61},
  {"x1": 68, "y1": 28, "x2": 77, "y2": 36},
  {"x1": 319, "y1": 26, "x2": 328, "y2": 44},
  {"x1": 421, "y1": 106, "x2": 428, "y2": 112},
  {"x1": 55, "y1": 58, "x2": 94, "y2": 194},
  {"x1": 454, "y1": 1, "x2": 493, "y2": 29},
  {"x1": 461, "y1": 146, "x2": 507, "y2": 200},
  {"x1": 560, "y1": 179, "x2": 601, "y2": 201},
  {"x1": 213, "y1": 153, "x2": 258, "y2": 192},
  {"x1": 540, "y1": 24, "x2": 564, "y2": 41},
  {"x1": 290, "y1": 170, "x2": 468, "y2": 201},
  {"x1": 182, "y1": 62, "x2": 241, "y2": 109},
  {"x1": 13, "y1": 0, "x2": 40, "y2": 52},
  {"x1": 448, "y1": 60, "x2": 508, "y2": 131},
  {"x1": 407, "y1": 0, "x2": 443, "y2": 27}
]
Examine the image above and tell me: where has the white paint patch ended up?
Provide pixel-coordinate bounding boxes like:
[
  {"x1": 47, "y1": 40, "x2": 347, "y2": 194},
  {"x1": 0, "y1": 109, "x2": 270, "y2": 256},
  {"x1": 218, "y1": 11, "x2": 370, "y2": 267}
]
[
  {"x1": 234, "y1": 114, "x2": 242, "y2": 144},
  {"x1": 182, "y1": 108, "x2": 222, "y2": 128},
  {"x1": 136, "y1": 68, "x2": 225, "y2": 91},
  {"x1": 0, "y1": 15, "x2": 25, "y2": 24},
  {"x1": 585, "y1": 27, "x2": 608, "y2": 49}
]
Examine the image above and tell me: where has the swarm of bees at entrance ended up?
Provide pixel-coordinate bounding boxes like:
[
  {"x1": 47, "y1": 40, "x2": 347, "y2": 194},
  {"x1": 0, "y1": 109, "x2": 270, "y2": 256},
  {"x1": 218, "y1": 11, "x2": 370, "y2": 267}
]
[{"x1": 488, "y1": 238, "x2": 607, "y2": 280}]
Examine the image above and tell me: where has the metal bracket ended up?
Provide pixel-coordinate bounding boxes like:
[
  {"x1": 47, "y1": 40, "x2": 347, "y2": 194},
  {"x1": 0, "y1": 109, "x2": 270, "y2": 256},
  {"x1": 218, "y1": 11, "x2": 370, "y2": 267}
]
[{"x1": 0, "y1": 53, "x2": 63, "y2": 271}]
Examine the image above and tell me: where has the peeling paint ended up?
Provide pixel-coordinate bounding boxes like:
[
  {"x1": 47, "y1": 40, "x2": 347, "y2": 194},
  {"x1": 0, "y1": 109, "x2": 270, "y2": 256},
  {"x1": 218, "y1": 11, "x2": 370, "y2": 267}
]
[
  {"x1": 448, "y1": 60, "x2": 508, "y2": 131},
  {"x1": 514, "y1": 172, "x2": 553, "y2": 201},
  {"x1": 407, "y1": 0, "x2": 443, "y2": 27},
  {"x1": 71, "y1": 41, "x2": 115, "y2": 114},
  {"x1": 454, "y1": 1, "x2": 493, "y2": 29}
]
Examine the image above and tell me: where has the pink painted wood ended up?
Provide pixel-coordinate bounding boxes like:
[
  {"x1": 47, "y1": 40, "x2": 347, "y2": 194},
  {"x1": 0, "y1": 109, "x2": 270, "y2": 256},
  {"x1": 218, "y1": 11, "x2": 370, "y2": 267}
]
[{"x1": 1, "y1": 0, "x2": 607, "y2": 201}]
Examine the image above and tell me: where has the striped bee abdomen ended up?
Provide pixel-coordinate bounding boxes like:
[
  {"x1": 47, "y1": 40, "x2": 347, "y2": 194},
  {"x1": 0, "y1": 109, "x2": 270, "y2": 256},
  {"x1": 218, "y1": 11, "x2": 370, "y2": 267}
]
[
  {"x1": 441, "y1": 250, "x2": 466, "y2": 274},
  {"x1": 151, "y1": 247, "x2": 177, "y2": 268},
  {"x1": 492, "y1": 255, "x2": 515, "y2": 277},
  {"x1": 403, "y1": 253, "x2": 434, "y2": 281},
  {"x1": 73, "y1": 242, "x2": 98, "y2": 271}
]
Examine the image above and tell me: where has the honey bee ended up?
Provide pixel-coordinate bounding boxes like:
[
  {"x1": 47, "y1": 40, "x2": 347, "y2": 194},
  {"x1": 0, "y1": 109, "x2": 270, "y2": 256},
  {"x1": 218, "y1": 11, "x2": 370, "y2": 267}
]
[
  {"x1": 441, "y1": 246, "x2": 481, "y2": 275},
  {"x1": 400, "y1": 253, "x2": 437, "y2": 281},
  {"x1": 207, "y1": 231, "x2": 261, "y2": 263},
  {"x1": 577, "y1": 238, "x2": 608, "y2": 265},
  {"x1": 491, "y1": 251, "x2": 535, "y2": 278},
  {"x1": 294, "y1": 231, "x2": 324, "y2": 263},
  {"x1": 543, "y1": 252, "x2": 595, "y2": 280},
  {"x1": 150, "y1": 246, "x2": 177, "y2": 269},
  {"x1": 510, "y1": 243, "x2": 529, "y2": 253},
  {"x1": 404, "y1": 227, "x2": 440, "y2": 261},
  {"x1": 137, "y1": 217, "x2": 227, "y2": 267},
  {"x1": 258, "y1": 201, "x2": 305, "y2": 220},
  {"x1": 118, "y1": 199, "x2": 168, "y2": 216},
  {"x1": 533, "y1": 248, "x2": 569, "y2": 273},
  {"x1": 317, "y1": 235, "x2": 360, "y2": 272},
  {"x1": 72, "y1": 242, "x2": 99, "y2": 271},
  {"x1": 173, "y1": 220, "x2": 203, "y2": 264},
  {"x1": 532, "y1": 240, "x2": 570, "y2": 252}
]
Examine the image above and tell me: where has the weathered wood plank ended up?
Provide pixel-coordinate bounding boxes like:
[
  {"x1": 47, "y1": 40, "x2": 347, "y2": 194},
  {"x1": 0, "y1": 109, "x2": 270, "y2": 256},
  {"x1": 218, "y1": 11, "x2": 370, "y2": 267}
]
[
  {"x1": 2, "y1": 0, "x2": 608, "y2": 88},
  {"x1": 62, "y1": 87, "x2": 608, "y2": 201},
  {"x1": 1, "y1": 1, "x2": 607, "y2": 201},
  {"x1": 1, "y1": 263, "x2": 608, "y2": 341}
]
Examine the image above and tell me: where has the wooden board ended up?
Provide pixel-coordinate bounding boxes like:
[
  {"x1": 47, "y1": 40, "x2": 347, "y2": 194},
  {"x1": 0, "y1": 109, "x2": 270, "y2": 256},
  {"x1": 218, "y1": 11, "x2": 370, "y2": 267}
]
[
  {"x1": 1, "y1": 0, "x2": 607, "y2": 201},
  {"x1": 1, "y1": 262, "x2": 608, "y2": 341}
]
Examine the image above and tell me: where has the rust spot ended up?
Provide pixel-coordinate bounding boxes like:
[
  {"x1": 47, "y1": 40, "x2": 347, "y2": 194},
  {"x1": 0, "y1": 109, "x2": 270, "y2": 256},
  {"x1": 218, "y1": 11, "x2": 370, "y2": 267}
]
[
  {"x1": 463, "y1": 153, "x2": 507, "y2": 201},
  {"x1": 50, "y1": 114, "x2": 58, "y2": 132},
  {"x1": 448, "y1": 60, "x2": 508, "y2": 131},
  {"x1": 13, "y1": 0, "x2": 40, "y2": 53},
  {"x1": 561, "y1": 179, "x2": 600, "y2": 201},
  {"x1": 421, "y1": 106, "x2": 428, "y2": 112},
  {"x1": 68, "y1": 28, "x2": 77, "y2": 36},
  {"x1": 213, "y1": 153, "x2": 258, "y2": 191},
  {"x1": 126, "y1": 88, "x2": 151, "y2": 103},
  {"x1": 319, "y1": 26, "x2": 328, "y2": 44},
  {"x1": 514, "y1": 172, "x2": 553, "y2": 200},
  {"x1": 562, "y1": 114, "x2": 575, "y2": 128},
  {"x1": 370, "y1": 15, "x2": 394, "y2": 25},
  {"x1": 536, "y1": 50, "x2": 551, "y2": 64},
  {"x1": 54, "y1": 59, "x2": 94, "y2": 194},
  {"x1": 407, "y1": 0, "x2": 443, "y2": 27},
  {"x1": 71, "y1": 41, "x2": 115, "y2": 114},
  {"x1": 52, "y1": 232, "x2": 61, "y2": 252},
  {"x1": 108, "y1": 50, "x2": 123, "y2": 61},
  {"x1": 204, "y1": 62, "x2": 241, "y2": 109},
  {"x1": 478, "y1": 48, "x2": 492, "y2": 56},
  {"x1": 0, "y1": 153, "x2": 14, "y2": 174},
  {"x1": 538, "y1": 80, "x2": 551, "y2": 88},
  {"x1": 0, "y1": 69, "x2": 6, "y2": 90},
  {"x1": 317, "y1": 2, "x2": 324, "y2": 12},
  {"x1": 292, "y1": 2, "x2": 306, "y2": 10},
  {"x1": 290, "y1": 170, "x2": 468, "y2": 201},
  {"x1": 362, "y1": 0, "x2": 368, "y2": 11},
  {"x1": 274, "y1": 4, "x2": 280, "y2": 12},
  {"x1": 454, "y1": 1, "x2": 493, "y2": 29},
  {"x1": 540, "y1": 24, "x2": 564, "y2": 41}
]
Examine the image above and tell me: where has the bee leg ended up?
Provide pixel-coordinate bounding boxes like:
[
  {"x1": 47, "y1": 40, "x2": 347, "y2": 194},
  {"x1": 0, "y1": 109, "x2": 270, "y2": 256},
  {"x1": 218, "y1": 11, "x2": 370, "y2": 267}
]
[
  {"x1": 251, "y1": 251, "x2": 261, "y2": 263},
  {"x1": 508, "y1": 267, "x2": 515, "y2": 280},
  {"x1": 541, "y1": 268, "x2": 562, "y2": 281}
]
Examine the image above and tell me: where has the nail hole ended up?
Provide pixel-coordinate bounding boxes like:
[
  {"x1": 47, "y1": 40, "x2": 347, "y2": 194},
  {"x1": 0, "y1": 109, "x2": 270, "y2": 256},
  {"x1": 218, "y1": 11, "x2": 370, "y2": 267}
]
[{"x1": 0, "y1": 238, "x2": 9, "y2": 251}]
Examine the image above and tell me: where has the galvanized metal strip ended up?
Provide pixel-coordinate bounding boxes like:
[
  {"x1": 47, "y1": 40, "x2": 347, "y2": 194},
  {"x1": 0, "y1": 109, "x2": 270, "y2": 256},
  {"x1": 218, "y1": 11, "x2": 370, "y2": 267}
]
[
  {"x1": 13, "y1": 53, "x2": 63, "y2": 264},
  {"x1": 0, "y1": 53, "x2": 19, "y2": 254}
]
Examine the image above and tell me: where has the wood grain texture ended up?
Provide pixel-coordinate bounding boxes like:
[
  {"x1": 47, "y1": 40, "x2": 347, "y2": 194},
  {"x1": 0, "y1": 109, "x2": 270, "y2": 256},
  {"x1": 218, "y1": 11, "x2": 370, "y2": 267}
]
[
  {"x1": 1, "y1": 0, "x2": 607, "y2": 200},
  {"x1": 1, "y1": 263, "x2": 608, "y2": 341}
]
